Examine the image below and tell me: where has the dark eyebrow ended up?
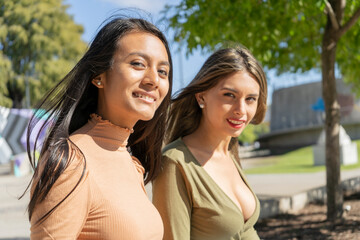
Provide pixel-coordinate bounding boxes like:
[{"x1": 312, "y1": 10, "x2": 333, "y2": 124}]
[
  {"x1": 128, "y1": 52, "x2": 170, "y2": 67},
  {"x1": 220, "y1": 87, "x2": 238, "y2": 93},
  {"x1": 220, "y1": 87, "x2": 259, "y2": 97}
]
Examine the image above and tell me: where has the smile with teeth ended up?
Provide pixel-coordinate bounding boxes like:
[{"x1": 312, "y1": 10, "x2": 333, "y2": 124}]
[
  {"x1": 227, "y1": 119, "x2": 245, "y2": 125},
  {"x1": 133, "y1": 92, "x2": 156, "y2": 103}
]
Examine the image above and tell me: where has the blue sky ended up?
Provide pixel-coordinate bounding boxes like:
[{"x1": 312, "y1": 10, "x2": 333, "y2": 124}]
[
  {"x1": 64, "y1": 0, "x2": 209, "y2": 94},
  {"x1": 64, "y1": 0, "x2": 323, "y2": 102}
]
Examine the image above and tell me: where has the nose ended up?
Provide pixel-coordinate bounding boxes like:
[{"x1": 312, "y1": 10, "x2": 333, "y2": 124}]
[
  {"x1": 142, "y1": 67, "x2": 159, "y2": 89},
  {"x1": 234, "y1": 99, "x2": 246, "y2": 116}
]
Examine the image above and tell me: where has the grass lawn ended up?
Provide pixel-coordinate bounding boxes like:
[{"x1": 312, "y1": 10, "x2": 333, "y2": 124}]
[{"x1": 245, "y1": 140, "x2": 360, "y2": 174}]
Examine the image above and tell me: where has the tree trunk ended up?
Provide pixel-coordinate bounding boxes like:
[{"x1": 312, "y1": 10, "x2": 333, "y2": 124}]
[
  {"x1": 321, "y1": 13, "x2": 343, "y2": 221},
  {"x1": 6, "y1": 81, "x2": 24, "y2": 109}
]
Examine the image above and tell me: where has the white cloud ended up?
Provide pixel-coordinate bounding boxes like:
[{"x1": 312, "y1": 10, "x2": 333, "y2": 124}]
[{"x1": 101, "y1": 0, "x2": 169, "y2": 14}]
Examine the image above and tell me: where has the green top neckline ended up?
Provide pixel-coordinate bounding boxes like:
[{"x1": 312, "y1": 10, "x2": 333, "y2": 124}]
[{"x1": 177, "y1": 137, "x2": 259, "y2": 227}]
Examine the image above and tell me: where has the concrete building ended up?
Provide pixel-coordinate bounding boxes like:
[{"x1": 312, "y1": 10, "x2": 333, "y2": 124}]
[{"x1": 258, "y1": 79, "x2": 360, "y2": 153}]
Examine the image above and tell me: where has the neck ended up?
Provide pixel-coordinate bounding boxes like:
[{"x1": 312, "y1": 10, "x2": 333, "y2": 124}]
[
  {"x1": 184, "y1": 121, "x2": 231, "y2": 156},
  {"x1": 96, "y1": 109, "x2": 136, "y2": 130},
  {"x1": 97, "y1": 93, "x2": 137, "y2": 130},
  {"x1": 89, "y1": 113, "x2": 133, "y2": 150}
]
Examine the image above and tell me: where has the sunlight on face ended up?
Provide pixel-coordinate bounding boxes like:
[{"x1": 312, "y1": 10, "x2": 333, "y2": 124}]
[
  {"x1": 96, "y1": 32, "x2": 170, "y2": 128},
  {"x1": 198, "y1": 71, "x2": 260, "y2": 138}
]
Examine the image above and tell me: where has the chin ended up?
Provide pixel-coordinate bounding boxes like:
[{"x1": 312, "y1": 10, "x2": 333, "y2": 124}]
[
  {"x1": 138, "y1": 112, "x2": 155, "y2": 121},
  {"x1": 232, "y1": 130, "x2": 244, "y2": 138},
  {"x1": 132, "y1": 105, "x2": 157, "y2": 121}
]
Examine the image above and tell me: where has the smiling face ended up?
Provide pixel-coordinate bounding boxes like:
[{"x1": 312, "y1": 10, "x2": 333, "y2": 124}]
[
  {"x1": 94, "y1": 31, "x2": 170, "y2": 128},
  {"x1": 196, "y1": 71, "x2": 260, "y2": 138}
]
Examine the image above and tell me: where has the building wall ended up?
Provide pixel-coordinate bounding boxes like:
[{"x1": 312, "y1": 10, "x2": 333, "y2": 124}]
[
  {"x1": 259, "y1": 79, "x2": 360, "y2": 153},
  {"x1": 270, "y1": 79, "x2": 360, "y2": 132}
]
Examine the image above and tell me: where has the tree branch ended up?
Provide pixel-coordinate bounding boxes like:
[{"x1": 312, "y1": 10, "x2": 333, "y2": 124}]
[
  {"x1": 324, "y1": 0, "x2": 340, "y2": 30},
  {"x1": 338, "y1": 7, "x2": 360, "y2": 38}
]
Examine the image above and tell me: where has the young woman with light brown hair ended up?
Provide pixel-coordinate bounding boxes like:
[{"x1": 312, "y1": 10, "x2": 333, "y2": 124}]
[{"x1": 153, "y1": 46, "x2": 267, "y2": 240}]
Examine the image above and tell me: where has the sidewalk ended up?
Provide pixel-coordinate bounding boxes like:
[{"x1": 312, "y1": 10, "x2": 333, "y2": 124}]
[
  {"x1": 247, "y1": 169, "x2": 360, "y2": 197},
  {"x1": 0, "y1": 163, "x2": 359, "y2": 239},
  {"x1": 0, "y1": 170, "x2": 31, "y2": 239},
  {"x1": 242, "y1": 158, "x2": 360, "y2": 218}
]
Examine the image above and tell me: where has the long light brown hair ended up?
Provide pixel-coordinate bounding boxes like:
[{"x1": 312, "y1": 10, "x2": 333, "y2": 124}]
[{"x1": 167, "y1": 47, "x2": 267, "y2": 160}]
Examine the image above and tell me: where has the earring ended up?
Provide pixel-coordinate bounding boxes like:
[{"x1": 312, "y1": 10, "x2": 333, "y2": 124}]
[
  {"x1": 96, "y1": 81, "x2": 101, "y2": 86},
  {"x1": 199, "y1": 103, "x2": 204, "y2": 109}
]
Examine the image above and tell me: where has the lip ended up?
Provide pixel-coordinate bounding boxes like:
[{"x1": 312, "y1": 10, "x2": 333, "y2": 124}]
[
  {"x1": 227, "y1": 118, "x2": 246, "y2": 129},
  {"x1": 133, "y1": 91, "x2": 157, "y2": 103}
]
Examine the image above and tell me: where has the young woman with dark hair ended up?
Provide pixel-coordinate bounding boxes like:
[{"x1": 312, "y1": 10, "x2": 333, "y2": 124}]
[
  {"x1": 26, "y1": 16, "x2": 173, "y2": 239},
  {"x1": 153, "y1": 46, "x2": 267, "y2": 240}
]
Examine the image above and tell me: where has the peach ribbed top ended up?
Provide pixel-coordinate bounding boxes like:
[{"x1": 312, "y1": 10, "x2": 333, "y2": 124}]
[{"x1": 30, "y1": 114, "x2": 163, "y2": 239}]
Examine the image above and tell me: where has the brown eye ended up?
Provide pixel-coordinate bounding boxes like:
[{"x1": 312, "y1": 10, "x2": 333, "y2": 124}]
[
  {"x1": 246, "y1": 97, "x2": 257, "y2": 102},
  {"x1": 224, "y1": 93, "x2": 235, "y2": 98},
  {"x1": 131, "y1": 61, "x2": 145, "y2": 68},
  {"x1": 158, "y1": 69, "x2": 168, "y2": 77}
]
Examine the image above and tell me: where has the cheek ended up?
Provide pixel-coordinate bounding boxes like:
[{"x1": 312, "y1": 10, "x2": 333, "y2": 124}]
[
  {"x1": 205, "y1": 106, "x2": 224, "y2": 124},
  {"x1": 247, "y1": 105, "x2": 258, "y2": 121},
  {"x1": 109, "y1": 68, "x2": 139, "y2": 88},
  {"x1": 159, "y1": 80, "x2": 170, "y2": 99}
]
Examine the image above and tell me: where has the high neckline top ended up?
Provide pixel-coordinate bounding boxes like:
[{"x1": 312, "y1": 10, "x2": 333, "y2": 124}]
[
  {"x1": 30, "y1": 114, "x2": 163, "y2": 240},
  {"x1": 88, "y1": 113, "x2": 133, "y2": 149}
]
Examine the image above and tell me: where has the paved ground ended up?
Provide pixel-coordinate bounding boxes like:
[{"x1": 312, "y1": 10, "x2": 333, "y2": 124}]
[
  {"x1": 246, "y1": 169, "x2": 360, "y2": 197},
  {"x1": 0, "y1": 168, "x2": 31, "y2": 239},
  {"x1": 241, "y1": 157, "x2": 360, "y2": 196},
  {"x1": 0, "y1": 160, "x2": 359, "y2": 239}
]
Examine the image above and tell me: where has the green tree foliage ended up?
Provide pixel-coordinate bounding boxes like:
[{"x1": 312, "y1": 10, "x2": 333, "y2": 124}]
[
  {"x1": 162, "y1": 0, "x2": 360, "y2": 221},
  {"x1": 238, "y1": 123, "x2": 269, "y2": 145},
  {"x1": 0, "y1": 0, "x2": 86, "y2": 108},
  {"x1": 0, "y1": 53, "x2": 13, "y2": 107},
  {"x1": 163, "y1": 1, "x2": 359, "y2": 82}
]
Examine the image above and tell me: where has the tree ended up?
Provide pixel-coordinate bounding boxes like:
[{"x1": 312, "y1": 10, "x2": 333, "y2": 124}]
[
  {"x1": 0, "y1": 0, "x2": 86, "y2": 108},
  {"x1": 0, "y1": 52, "x2": 13, "y2": 107},
  {"x1": 162, "y1": 0, "x2": 360, "y2": 221},
  {"x1": 238, "y1": 123, "x2": 269, "y2": 145}
]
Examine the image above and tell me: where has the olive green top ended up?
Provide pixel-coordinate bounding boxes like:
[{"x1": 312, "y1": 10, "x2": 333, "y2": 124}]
[{"x1": 152, "y1": 138, "x2": 260, "y2": 240}]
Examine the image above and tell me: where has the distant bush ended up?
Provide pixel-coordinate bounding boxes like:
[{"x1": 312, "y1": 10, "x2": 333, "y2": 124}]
[{"x1": 238, "y1": 122, "x2": 269, "y2": 145}]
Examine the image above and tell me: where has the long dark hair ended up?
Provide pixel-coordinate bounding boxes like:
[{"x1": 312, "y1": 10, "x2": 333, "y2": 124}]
[
  {"x1": 25, "y1": 17, "x2": 173, "y2": 223},
  {"x1": 167, "y1": 47, "x2": 266, "y2": 160}
]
